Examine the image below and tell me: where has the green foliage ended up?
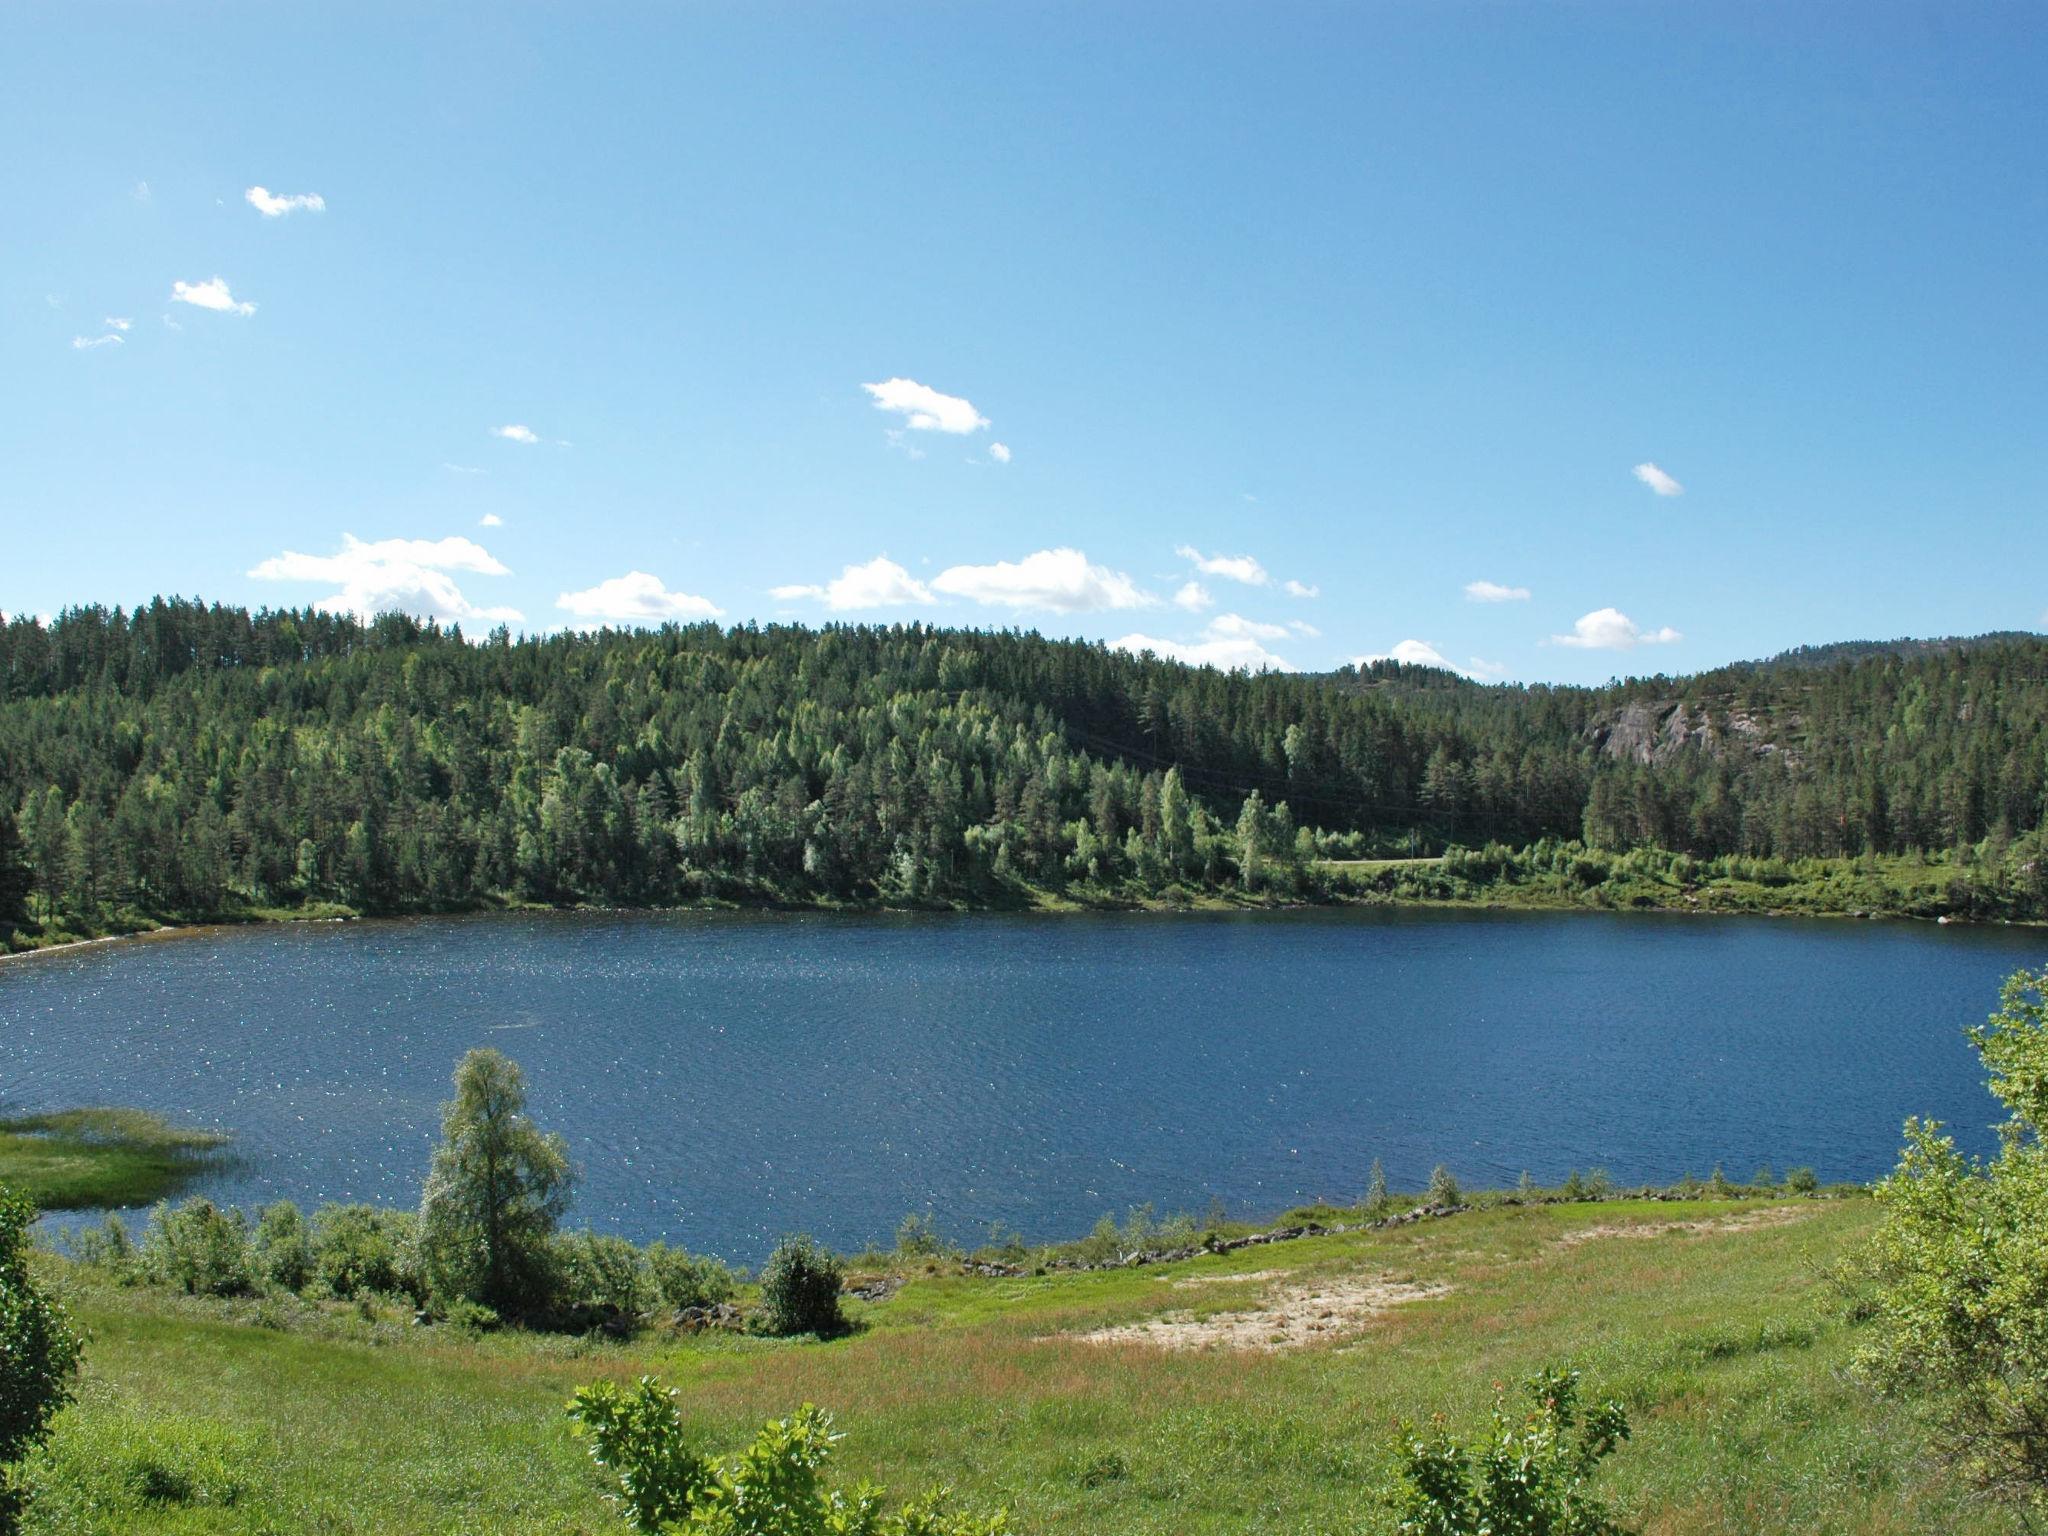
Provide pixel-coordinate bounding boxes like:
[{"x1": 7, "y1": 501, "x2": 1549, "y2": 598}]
[
  {"x1": 0, "y1": 1186, "x2": 84, "y2": 1534},
  {"x1": 553, "y1": 1231, "x2": 656, "y2": 1333},
  {"x1": 645, "y1": 1243, "x2": 739, "y2": 1313},
  {"x1": 1785, "y1": 1166, "x2": 1819, "y2": 1194},
  {"x1": 1367, "y1": 1158, "x2": 1391, "y2": 1214},
  {"x1": 311, "y1": 1203, "x2": 419, "y2": 1300},
  {"x1": 1857, "y1": 967, "x2": 2048, "y2": 1516},
  {"x1": 252, "y1": 1200, "x2": 313, "y2": 1291},
  {"x1": 141, "y1": 1197, "x2": 254, "y2": 1297},
  {"x1": 1388, "y1": 1367, "x2": 1632, "y2": 1536},
  {"x1": 417, "y1": 1047, "x2": 574, "y2": 1318},
  {"x1": 567, "y1": 1379, "x2": 1005, "y2": 1535},
  {"x1": 1427, "y1": 1165, "x2": 1462, "y2": 1208},
  {"x1": 894, "y1": 1211, "x2": 950, "y2": 1260},
  {"x1": 757, "y1": 1235, "x2": 846, "y2": 1338}
]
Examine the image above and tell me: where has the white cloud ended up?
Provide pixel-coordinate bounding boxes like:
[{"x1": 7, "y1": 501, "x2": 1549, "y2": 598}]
[
  {"x1": 1467, "y1": 657, "x2": 1510, "y2": 679},
  {"x1": 493, "y1": 424, "x2": 540, "y2": 444},
  {"x1": 862, "y1": 377, "x2": 989, "y2": 435},
  {"x1": 245, "y1": 186, "x2": 326, "y2": 217},
  {"x1": 1633, "y1": 462, "x2": 1684, "y2": 497},
  {"x1": 249, "y1": 533, "x2": 521, "y2": 625},
  {"x1": 1112, "y1": 632, "x2": 1294, "y2": 673},
  {"x1": 133, "y1": 180, "x2": 151, "y2": 202},
  {"x1": 1206, "y1": 613, "x2": 1288, "y2": 641},
  {"x1": 931, "y1": 547, "x2": 1154, "y2": 613},
  {"x1": 1356, "y1": 639, "x2": 1496, "y2": 679},
  {"x1": 161, "y1": 313, "x2": 182, "y2": 332},
  {"x1": 1464, "y1": 579, "x2": 1531, "y2": 603},
  {"x1": 556, "y1": 571, "x2": 722, "y2": 627},
  {"x1": 988, "y1": 442, "x2": 1012, "y2": 464},
  {"x1": 1289, "y1": 620, "x2": 1321, "y2": 637},
  {"x1": 443, "y1": 463, "x2": 485, "y2": 475},
  {"x1": 171, "y1": 276, "x2": 256, "y2": 315},
  {"x1": 104, "y1": 316, "x2": 132, "y2": 332},
  {"x1": 771, "y1": 555, "x2": 936, "y2": 611},
  {"x1": 1282, "y1": 579, "x2": 1319, "y2": 599},
  {"x1": 478, "y1": 513, "x2": 503, "y2": 527},
  {"x1": 71, "y1": 334, "x2": 123, "y2": 350},
  {"x1": 1172, "y1": 581, "x2": 1213, "y2": 612},
  {"x1": 1551, "y1": 607, "x2": 1682, "y2": 650},
  {"x1": 1175, "y1": 544, "x2": 1269, "y2": 587}
]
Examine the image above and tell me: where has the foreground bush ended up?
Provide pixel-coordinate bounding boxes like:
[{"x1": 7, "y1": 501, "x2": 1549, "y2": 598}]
[
  {"x1": 1388, "y1": 1366, "x2": 1631, "y2": 1536},
  {"x1": 757, "y1": 1235, "x2": 845, "y2": 1338},
  {"x1": 1858, "y1": 966, "x2": 2048, "y2": 1517},
  {"x1": 1, "y1": 1186, "x2": 84, "y2": 1535},
  {"x1": 567, "y1": 1377, "x2": 1006, "y2": 1534}
]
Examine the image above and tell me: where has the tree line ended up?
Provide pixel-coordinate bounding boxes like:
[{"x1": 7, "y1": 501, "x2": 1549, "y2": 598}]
[{"x1": 1, "y1": 599, "x2": 2045, "y2": 932}]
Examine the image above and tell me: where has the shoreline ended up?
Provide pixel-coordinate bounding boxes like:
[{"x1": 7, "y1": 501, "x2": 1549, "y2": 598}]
[{"x1": 6, "y1": 880, "x2": 2038, "y2": 964}]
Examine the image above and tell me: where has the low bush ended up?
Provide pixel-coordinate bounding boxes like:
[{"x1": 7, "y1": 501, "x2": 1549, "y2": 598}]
[
  {"x1": 551, "y1": 1231, "x2": 655, "y2": 1334},
  {"x1": 568, "y1": 1378, "x2": 1006, "y2": 1535},
  {"x1": 757, "y1": 1235, "x2": 845, "y2": 1338},
  {"x1": 311, "y1": 1203, "x2": 418, "y2": 1301},
  {"x1": 141, "y1": 1198, "x2": 254, "y2": 1297},
  {"x1": 644, "y1": 1242, "x2": 738, "y2": 1313},
  {"x1": 252, "y1": 1201, "x2": 313, "y2": 1291}
]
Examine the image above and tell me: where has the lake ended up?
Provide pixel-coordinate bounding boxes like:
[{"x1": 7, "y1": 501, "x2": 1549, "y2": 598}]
[{"x1": 2, "y1": 908, "x2": 2042, "y2": 1261}]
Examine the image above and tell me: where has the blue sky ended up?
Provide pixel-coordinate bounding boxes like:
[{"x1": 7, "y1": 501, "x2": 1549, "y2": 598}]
[{"x1": 6, "y1": 3, "x2": 2044, "y2": 683}]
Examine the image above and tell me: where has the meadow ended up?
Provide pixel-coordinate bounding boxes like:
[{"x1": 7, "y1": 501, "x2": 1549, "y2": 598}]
[
  {"x1": 19, "y1": 1191, "x2": 1985, "y2": 1536},
  {"x1": 0, "y1": 1109, "x2": 228, "y2": 1211}
]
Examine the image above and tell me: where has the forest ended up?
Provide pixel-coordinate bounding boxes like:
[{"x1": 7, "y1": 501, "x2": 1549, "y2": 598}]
[{"x1": 1, "y1": 598, "x2": 2045, "y2": 937}]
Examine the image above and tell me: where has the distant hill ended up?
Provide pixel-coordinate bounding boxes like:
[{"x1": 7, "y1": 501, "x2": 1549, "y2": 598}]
[{"x1": 0, "y1": 602, "x2": 2044, "y2": 934}]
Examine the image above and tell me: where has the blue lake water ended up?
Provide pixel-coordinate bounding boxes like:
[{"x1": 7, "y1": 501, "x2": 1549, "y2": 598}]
[{"x1": 2, "y1": 908, "x2": 2042, "y2": 1261}]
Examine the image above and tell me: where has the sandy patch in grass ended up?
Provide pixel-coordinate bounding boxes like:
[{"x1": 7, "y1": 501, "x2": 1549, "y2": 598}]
[
  {"x1": 1080, "y1": 1273, "x2": 1448, "y2": 1352},
  {"x1": 1167, "y1": 1268, "x2": 1285, "y2": 1289},
  {"x1": 1552, "y1": 1206, "x2": 1814, "y2": 1249}
]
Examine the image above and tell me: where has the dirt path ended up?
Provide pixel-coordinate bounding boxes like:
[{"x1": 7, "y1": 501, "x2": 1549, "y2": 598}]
[{"x1": 1078, "y1": 1272, "x2": 1448, "y2": 1353}]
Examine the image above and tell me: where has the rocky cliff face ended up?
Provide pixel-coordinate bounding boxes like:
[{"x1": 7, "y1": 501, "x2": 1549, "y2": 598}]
[{"x1": 1587, "y1": 699, "x2": 1790, "y2": 766}]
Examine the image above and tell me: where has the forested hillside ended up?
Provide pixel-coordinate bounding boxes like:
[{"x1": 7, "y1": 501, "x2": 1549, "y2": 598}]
[{"x1": 1, "y1": 600, "x2": 2045, "y2": 936}]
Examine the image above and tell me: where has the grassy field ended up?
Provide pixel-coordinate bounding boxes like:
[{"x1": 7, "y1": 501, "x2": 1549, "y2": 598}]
[
  {"x1": 19, "y1": 1194, "x2": 1987, "y2": 1536},
  {"x1": 0, "y1": 1108, "x2": 229, "y2": 1210}
]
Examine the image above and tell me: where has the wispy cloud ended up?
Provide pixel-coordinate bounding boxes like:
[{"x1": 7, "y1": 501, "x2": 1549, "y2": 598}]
[
  {"x1": 1464, "y1": 580, "x2": 1531, "y2": 603},
  {"x1": 104, "y1": 316, "x2": 132, "y2": 332},
  {"x1": 133, "y1": 180, "x2": 152, "y2": 203},
  {"x1": 931, "y1": 548, "x2": 1153, "y2": 613},
  {"x1": 1206, "y1": 613, "x2": 1288, "y2": 641},
  {"x1": 771, "y1": 556, "x2": 936, "y2": 611},
  {"x1": 245, "y1": 186, "x2": 326, "y2": 217},
  {"x1": 1172, "y1": 581, "x2": 1213, "y2": 612},
  {"x1": 1175, "y1": 544, "x2": 1269, "y2": 587},
  {"x1": 171, "y1": 276, "x2": 256, "y2": 316},
  {"x1": 988, "y1": 442, "x2": 1012, "y2": 464},
  {"x1": 492, "y1": 424, "x2": 540, "y2": 445},
  {"x1": 71, "y1": 333, "x2": 123, "y2": 350},
  {"x1": 862, "y1": 378, "x2": 989, "y2": 435},
  {"x1": 443, "y1": 463, "x2": 486, "y2": 476},
  {"x1": 249, "y1": 534, "x2": 521, "y2": 625},
  {"x1": 557, "y1": 572, "x2": 722, "y2": 627},
  {"x1": 1282, "y1": 579, "x2": 1319, "y2": 599},
  {"x1": 1551, "y1": 607, "x2": 1681, "y2": 649},
  {"x1": 1632, "y1": 462, "x2": 1684, "y2": 497}
]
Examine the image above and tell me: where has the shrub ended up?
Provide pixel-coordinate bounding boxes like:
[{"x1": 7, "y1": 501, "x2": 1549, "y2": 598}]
[
  {"x1": 895, "y1": 1210, "x2": 950, "y2": 1260},
  {"x1": 141, "y1": 1198, "x2": 254, "y2": 1297},
  {"x1": 1857, "y1": 967, "x2": 2048, "y2": 1514},
  {"x1": 645, "y1": 1242, "x2": 738, "y2": 1313},
  {"x1": 1367, "y1": 1158, "x2": 1392, "y2": 1213},
  {"x1": 1426, "y1": 1165, "x2": 1462, "y2": 1208},
  {"x1": 311, "y1": 1203, "x2": 417, "y2": 1300},
  {"x1": 1785, "y1": 1166, "x2": 1819, "y2": 1194},
  {"x1": 1, "y1": 1185, "x2": 85, "y2": 1535},
  {"x1": 552, "y1": 1231, "x2": 654, "y2": 1334},
  {"x1": 251, "y1": 1201, "x2": 313, "y2": 1292},
  {"x1": 66, "y1": 1213, "x2": 135, "y2": 1275},
  {"x1": 757, "y1": 1235, "x2": 845, "y2": 1338},
  {"x1": 1388, "y1": 1366, "x2": 1631, "y2": 1536},
  {"x1": 567, "y1": 1378, "x2": 1006, "y2": 1535}
]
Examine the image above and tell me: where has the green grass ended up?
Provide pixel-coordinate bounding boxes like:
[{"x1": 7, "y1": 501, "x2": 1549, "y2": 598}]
[
  {"x1": 0, "y1": 1108, "x2": 229, "y2": 1209},
  {"x1": 19, "y1": 1195, "x2": 1992, "y2": 1535}
]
